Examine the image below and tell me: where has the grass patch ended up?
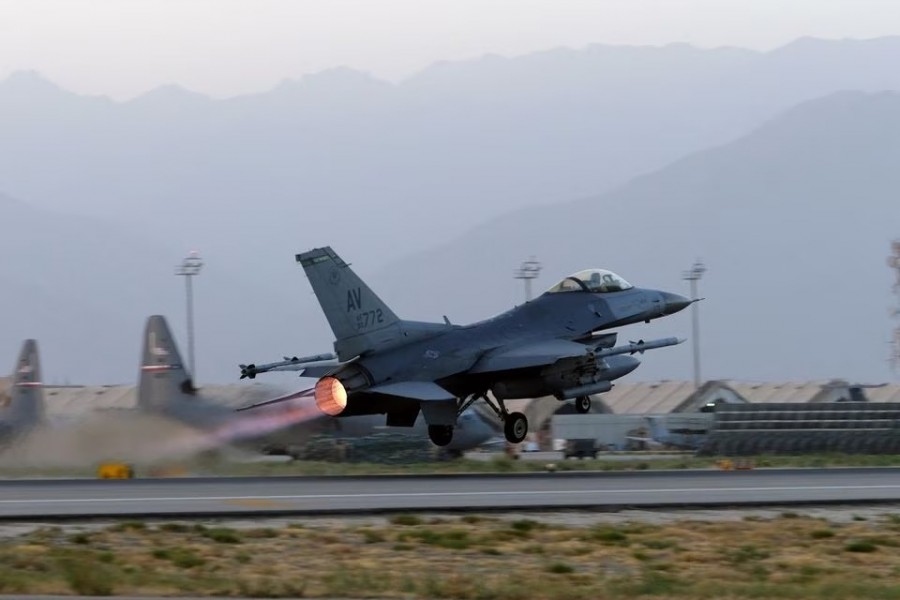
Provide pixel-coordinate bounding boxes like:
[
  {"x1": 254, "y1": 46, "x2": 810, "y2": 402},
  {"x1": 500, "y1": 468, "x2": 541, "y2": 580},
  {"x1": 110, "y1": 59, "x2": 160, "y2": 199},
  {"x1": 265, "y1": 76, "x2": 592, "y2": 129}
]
[
  {"x1": 545, "y1": 562, "x2": 575, "y2": 574},
  {"x1": 3, "y1": 511, "x2": 900, "y2": 598},
  {"x1": 200, "y1": 527, "x2": 242, "y2": 544},
  {"x1": 409, "y1": 528, "x2": 472, "y2": 550},
  {"x1": 361, "y1": 529, "x2": 386, "y2": 544},
  {"x1": 68, "y1": 533, "x2": 91, "y2": 545},
  {"x1": 727, "y1": 544, "x2": 771, "y2": 563},
  {"x1": 641, "y1": 538, "x2": 678, "y2": 550},
  {"x1": 389, "y1": 514, "x2": 423, "y2": 526},
  {"x1": 57, "y1": 555, "x2": 115, "y2": 596},
  {"x1": 811, "y1": 529, "x2": 835, "y2": 539},
  {"x1": 583, "y1": 526, "x2": 628, "y2": 544},
  {"x1": 152, "y1": 547, "x2": 206, "y2": 568},
  {"x1": 844, "y1": 540, "x2": 878, "y2": 553}
]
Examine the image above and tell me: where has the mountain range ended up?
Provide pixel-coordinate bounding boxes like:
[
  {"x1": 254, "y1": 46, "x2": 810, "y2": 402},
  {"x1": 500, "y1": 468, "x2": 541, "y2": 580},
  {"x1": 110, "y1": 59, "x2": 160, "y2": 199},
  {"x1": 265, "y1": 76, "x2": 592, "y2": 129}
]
[{"x1": 0, "y1": 37, "x2": 899, "y2": 383}]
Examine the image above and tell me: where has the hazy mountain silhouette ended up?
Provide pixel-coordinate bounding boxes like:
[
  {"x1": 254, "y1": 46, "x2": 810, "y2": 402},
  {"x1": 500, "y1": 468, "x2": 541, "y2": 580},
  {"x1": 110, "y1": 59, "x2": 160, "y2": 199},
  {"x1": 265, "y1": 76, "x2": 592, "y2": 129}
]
[
  {"x1": 3, "y1": 39, "x2": 900, "y2": 384},
  {"x1": 375, "y1": 91, "x2": 900, "y2": 383},
  {"x1": 4, "y1": 37, "x2": 900, "y2": 272}
]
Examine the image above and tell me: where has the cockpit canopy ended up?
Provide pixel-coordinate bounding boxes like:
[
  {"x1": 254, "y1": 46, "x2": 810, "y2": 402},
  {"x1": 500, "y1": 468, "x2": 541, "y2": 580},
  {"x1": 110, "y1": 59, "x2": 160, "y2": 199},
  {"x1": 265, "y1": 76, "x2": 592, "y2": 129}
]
[{"x1": 546, "y1": 269, "x2": 634, "y2": 294}]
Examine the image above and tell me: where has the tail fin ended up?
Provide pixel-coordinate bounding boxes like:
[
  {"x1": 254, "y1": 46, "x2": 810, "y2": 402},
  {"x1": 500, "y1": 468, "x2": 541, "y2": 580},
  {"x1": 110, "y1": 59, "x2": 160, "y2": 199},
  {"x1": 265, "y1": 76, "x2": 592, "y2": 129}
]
[
  {"x1": 296, "y1": 247, "x2": 403, "y2": 360},
  {"x1": 138, "y1": 315, "x2": 196, "y2": 412},
  {"x1": 4, "y1": 339, "x2": 45, "y2": 425}
]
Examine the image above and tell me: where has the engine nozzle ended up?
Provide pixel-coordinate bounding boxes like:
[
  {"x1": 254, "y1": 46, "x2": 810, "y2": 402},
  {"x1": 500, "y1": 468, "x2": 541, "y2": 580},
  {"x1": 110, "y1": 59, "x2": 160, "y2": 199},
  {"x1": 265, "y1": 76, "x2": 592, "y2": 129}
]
[{"x1": 315, "y1": 376, "x2": 348, "y2": 416}]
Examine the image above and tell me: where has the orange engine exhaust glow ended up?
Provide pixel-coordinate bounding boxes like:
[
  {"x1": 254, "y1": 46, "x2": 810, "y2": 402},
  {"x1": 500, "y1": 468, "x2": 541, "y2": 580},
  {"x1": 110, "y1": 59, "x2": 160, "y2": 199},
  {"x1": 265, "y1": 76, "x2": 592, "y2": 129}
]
[{"x1": 315, "y1": 376, "x2": 348, "y2": 416}]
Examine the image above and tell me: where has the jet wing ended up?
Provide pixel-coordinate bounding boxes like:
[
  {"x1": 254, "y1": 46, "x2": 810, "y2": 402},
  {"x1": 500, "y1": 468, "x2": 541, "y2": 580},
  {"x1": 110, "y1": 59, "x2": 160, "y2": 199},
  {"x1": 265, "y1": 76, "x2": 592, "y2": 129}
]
[
  {"x1": 468, "y1": 339, "x2": 593, "y2": 374},
  {"x1": 368, "y1": 381, "x2": 456, "y2": 401}
]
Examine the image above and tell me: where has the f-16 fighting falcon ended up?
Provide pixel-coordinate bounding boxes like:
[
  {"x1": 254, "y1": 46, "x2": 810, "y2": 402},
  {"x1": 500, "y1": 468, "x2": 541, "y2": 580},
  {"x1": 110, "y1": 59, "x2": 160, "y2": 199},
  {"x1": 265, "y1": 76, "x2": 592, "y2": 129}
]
[{"x1": 240, "y1": 247, "x2": 692, "y2": 447}]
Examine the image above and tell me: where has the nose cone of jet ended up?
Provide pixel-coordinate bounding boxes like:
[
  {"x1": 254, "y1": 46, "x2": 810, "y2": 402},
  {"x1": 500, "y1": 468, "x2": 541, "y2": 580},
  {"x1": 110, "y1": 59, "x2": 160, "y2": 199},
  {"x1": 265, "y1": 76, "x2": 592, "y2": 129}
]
[{"x1": 660, "y1": 291, "x2": 692, "y2": 316}]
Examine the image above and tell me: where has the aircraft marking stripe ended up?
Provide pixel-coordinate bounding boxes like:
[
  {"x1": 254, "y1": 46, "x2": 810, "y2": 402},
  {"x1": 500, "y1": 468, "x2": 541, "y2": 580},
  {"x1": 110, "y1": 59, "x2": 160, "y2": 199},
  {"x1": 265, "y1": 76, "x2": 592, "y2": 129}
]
[
  {"x1": 141, "y1": 365, "x2": 178, "y2": 371},
  {"x1": 2, "y1": 484, "x2": 900, "y2": 505}
]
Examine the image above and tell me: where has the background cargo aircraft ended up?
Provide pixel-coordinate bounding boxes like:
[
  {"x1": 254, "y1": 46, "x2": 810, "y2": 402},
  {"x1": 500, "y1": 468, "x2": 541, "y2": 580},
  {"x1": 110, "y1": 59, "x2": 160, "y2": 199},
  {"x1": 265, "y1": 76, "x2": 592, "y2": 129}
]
[
  {"x1": 240, "y1": 247, "x2": 691, "y2": 447},
  {"x1": 141, "y1": 315, "x2": 493, "y2": 454},
  {"x1": 0, "y1": 340, "x2": 45, "y2": 446}
]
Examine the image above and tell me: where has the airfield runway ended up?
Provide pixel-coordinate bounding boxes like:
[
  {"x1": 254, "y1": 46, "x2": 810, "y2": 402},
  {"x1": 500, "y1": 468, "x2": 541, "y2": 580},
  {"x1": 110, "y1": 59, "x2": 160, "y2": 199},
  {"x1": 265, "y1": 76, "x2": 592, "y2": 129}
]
[{"x1": 1, "y1": 468, "x2": 899, "y2": 519}]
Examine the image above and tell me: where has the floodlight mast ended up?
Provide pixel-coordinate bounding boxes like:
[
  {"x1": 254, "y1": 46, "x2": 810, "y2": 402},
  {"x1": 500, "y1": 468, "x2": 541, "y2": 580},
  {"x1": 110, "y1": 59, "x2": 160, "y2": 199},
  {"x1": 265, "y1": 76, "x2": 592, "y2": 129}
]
[
  {"x1": 175, "y1": 251, "x2": 203, "y2": 381},
  {"x1": 682, "y1": 259, "x2": 707, "y2": 389},
  {"x1": 514, "y1": 257, "x2": 542, "y2": 302},
  {"x1": 889, "y1": 241, "x2": 900, "y2": 374}
]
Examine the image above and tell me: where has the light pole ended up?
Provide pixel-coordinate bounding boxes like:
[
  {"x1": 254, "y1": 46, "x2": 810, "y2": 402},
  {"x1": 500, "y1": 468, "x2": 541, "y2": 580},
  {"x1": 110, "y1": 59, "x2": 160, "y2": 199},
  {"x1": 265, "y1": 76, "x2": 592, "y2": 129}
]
[
  {"x1": 175, "y1": 251, "x2": 203, "y2": 380},
  {"x1": 514, "y1": 257, "x2": 542, "y2": 302},
  {"x1": 889, "y1": 240, "x2": 900, "y2": 374},
  {"x1": 682, "y1": 259, "x2": 707, "y2": 389}
]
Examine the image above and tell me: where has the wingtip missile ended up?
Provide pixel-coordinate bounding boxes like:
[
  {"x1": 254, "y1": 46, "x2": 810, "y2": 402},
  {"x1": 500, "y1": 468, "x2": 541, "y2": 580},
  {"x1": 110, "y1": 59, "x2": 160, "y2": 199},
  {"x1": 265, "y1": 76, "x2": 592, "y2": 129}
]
[
  {"x1": 596, "y1": 336, "x2": 684, "y2": 358},
  {"x1": 238, "y1": 352, "x2": 340, "y2": 380}
]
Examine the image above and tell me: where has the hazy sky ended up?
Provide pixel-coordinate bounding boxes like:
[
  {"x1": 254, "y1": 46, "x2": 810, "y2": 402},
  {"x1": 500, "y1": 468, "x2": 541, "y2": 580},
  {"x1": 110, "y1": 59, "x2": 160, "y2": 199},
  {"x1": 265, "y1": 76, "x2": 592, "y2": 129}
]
[{"x1": 3, "y1": 0, "x2": 900, "y2": 99}]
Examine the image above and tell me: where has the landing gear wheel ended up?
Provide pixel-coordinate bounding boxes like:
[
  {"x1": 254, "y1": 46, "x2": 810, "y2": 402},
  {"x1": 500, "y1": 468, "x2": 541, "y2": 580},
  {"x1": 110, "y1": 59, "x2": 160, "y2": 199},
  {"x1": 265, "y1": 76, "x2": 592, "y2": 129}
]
[
  {"x1": 503, "y1": 412, "x2": 528, "y2": 444},
  {"x1": 575, "y1": 395, "x2": 591, "y2": 414},
  {"x1": 428, "y1": 425, "x2": 454, "y2": 447}
]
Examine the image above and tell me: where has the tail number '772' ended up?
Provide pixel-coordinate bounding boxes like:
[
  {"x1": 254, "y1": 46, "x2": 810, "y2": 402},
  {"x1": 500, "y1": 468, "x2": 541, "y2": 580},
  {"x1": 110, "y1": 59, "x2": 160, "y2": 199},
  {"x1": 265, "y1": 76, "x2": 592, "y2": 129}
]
[{"x1": 357, "y1": 309, "x2": 384, "y2": 330}]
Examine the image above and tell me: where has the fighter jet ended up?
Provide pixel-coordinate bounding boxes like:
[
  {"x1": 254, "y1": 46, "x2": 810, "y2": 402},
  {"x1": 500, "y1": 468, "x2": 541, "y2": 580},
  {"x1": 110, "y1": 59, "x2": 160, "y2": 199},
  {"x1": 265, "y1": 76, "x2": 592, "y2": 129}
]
[
  {"x1": 141, "y1": 315, "x2": 493, "y2": 454},
  {"x1": 0, "y1": 340, "x2": 45, "y2": 445},
  {"x1": 240, "y1": 246, "x2": 691, "y2": 447}
]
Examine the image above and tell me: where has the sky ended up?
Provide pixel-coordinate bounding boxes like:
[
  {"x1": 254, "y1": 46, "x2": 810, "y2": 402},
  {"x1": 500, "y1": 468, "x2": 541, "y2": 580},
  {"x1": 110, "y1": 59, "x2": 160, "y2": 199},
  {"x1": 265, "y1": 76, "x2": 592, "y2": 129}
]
[{"x1": 3, "y1": 0, "x2": 900, "y2": 99}]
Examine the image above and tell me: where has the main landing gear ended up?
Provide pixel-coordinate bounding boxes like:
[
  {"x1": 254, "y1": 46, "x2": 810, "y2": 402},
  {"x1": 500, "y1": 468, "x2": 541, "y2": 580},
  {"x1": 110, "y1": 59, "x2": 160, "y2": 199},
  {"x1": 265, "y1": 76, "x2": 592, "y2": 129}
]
[
  {"x1": 575, "y1": 395, "x2": 591, "y2": 414},
  {"x1": 459, "y1": 393, "x2": 528, "y2": 444}
]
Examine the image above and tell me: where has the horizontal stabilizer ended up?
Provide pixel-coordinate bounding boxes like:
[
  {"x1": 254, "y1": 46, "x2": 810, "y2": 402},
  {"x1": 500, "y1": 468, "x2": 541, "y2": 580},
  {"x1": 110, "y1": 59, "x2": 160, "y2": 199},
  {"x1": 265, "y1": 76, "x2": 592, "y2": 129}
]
[{"x1": 368, "y1": 381, "x2": 456, "y2": 402}]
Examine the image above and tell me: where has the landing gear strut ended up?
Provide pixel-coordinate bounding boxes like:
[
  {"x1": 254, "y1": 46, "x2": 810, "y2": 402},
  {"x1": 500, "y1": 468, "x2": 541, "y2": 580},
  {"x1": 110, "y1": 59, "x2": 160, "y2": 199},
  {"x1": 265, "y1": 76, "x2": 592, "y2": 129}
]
[
  {"x1": 428, "y1": 424, "x2": 454, "y2": 447},
  {"x1": 575, "y1": 395, "x2": 591, "y2": 414},
  {"x1": 463, "y1": 393, "x2": 528, "y2": 444}
]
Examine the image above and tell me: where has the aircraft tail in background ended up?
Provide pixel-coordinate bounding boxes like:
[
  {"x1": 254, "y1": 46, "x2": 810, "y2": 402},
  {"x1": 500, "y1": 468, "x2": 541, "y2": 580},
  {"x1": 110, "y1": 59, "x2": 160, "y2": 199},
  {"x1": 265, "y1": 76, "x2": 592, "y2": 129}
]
[
  {"x1": 5, "y1": 339, "x2": 45, "y2": 425},
  {"x1": 137, "y1": 315, "x2": 196, "y2": 413}
]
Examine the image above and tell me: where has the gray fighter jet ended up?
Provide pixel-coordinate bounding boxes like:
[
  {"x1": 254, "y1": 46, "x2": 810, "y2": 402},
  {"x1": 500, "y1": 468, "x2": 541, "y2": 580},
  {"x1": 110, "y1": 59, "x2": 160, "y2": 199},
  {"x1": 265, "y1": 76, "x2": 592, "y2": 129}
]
[
  {"x1": 0, "y1": 340, "x2": 45, "y2": 445},
  {"x1": 141, "y1": 315, "x2": 493, "y2": 453},
  {"x1": 240, "y1": 247, "x2": 691, "y2": 447}
]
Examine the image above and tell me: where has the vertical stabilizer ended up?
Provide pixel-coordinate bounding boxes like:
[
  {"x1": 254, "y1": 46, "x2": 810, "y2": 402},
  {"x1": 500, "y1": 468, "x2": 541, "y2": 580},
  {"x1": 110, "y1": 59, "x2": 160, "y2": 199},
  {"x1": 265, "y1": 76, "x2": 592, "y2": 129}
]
[
  {"x1": 138, "y1": 315, "x2": 195, "y2": 412},
  {"x1": 4, "y1": 339, "x2": 45, "y2": 425},
  {"x1": 296, "y1": 247, "x2": 404, "y2": 360}
]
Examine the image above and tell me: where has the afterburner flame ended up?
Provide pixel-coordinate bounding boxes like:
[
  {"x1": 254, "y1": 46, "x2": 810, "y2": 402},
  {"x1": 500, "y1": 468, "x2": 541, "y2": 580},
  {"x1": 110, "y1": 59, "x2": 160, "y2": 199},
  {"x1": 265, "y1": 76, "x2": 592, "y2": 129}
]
[{"x1": 315, "y1": 376, "x2": 348, "y2": 416}]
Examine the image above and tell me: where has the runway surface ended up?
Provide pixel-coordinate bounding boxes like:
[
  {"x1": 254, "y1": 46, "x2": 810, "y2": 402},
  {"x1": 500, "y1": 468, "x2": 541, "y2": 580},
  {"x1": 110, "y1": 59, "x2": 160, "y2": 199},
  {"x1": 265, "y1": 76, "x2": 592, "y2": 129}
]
[{"x1": 1, "y1": 468, "x2": 899, "y2": 519}]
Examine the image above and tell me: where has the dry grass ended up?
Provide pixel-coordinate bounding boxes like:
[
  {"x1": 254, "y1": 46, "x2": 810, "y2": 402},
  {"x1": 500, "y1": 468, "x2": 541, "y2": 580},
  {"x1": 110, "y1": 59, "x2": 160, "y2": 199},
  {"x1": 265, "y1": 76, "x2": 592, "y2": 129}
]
[{"x1": 1, "y1": 514, "x2": 900, "y2": 597}]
